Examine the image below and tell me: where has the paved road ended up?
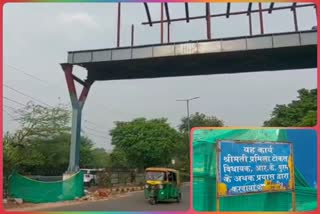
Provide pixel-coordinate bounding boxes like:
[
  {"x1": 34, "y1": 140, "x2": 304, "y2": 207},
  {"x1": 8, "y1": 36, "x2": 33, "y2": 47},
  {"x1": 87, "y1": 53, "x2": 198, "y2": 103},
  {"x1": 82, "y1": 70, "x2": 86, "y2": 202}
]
[{"x1": 40, "y1": 184, "x2": 190, "y2": 211}]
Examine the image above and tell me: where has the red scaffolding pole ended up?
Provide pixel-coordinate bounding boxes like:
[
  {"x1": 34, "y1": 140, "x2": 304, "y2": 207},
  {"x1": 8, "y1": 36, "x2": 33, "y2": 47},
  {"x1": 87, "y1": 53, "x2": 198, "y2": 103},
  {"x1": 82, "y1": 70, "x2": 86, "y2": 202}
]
[
  {"x1": 167, "y1": 23, "x2": 170, "y2": 43},
  {"x1": 292, "y1": 3, "x2": 298, "y2": 31},
  {"x1": 258, "y1": 3, "x2": 264, "y2": 34},
  {"x1": 206, "y1": 3, "x2": 211, "y2": 39},
  {"x1": 248, "y1": 3, "x2": 253, "y2": 36},
  {"x1": 161, "y1": 3, "x2": 164, "y2": 44},
  {"x1": 117, "y1": 3, "x2": 121, "y2": 47}
]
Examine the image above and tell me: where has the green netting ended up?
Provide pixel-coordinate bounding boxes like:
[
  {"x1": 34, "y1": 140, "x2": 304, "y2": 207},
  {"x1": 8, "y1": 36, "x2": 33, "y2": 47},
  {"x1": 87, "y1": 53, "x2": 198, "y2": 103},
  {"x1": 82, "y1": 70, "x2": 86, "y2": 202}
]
[
  {"x1": 8, "y1": 171, "x2": 84, "y2": 203},
  {"x1": 193, "y1": 129, "x2": 317, "y2": 212}
]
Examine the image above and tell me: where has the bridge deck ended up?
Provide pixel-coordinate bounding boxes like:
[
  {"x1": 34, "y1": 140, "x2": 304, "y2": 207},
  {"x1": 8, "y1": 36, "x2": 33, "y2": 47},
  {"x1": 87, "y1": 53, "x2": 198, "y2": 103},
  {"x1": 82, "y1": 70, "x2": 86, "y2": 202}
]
[{"x1": 65, "y1": 30, "x2": 317, "y2": 81}]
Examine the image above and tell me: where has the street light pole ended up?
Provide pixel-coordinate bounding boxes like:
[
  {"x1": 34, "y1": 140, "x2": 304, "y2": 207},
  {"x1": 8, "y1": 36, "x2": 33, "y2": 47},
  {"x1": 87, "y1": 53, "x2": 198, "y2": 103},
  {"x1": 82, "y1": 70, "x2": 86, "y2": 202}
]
[
  {"x1": 187, "y1": 100, "x2": 190, "y2": 135},
  {"x1": 177, "y1": 96, "x2": 200, "y2": 136}
]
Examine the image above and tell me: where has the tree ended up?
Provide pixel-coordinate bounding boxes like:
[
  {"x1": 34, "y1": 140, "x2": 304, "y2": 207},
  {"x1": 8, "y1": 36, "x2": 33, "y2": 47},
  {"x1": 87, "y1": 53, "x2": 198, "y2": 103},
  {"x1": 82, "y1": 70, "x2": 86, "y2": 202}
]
[
  {"x1": 3, "y1": 102, "x2": 72, "y2": 174},
  {"x1": 109, "y1": 148, "x2": 128, "y2": 169},
  {"x1": 175, "y1": 112, "x2": 224, "y2": 179},
  {"x1": 178, "y1": 112, "x2": 224, "y2": 133},
  {"x1": 109, "y1": 118, "x2": 180, "y2": 169},
  {"x1": 13, "y1": 102, "x2": 71, "y2": 144},
  {"x1": 3, "y1": 102, "x2": 110, "y2": 176},
  {"x1": 263, "y1": 88, "x2": 317, "y2": 127},
  {"x1": 82, "y1": 147, "x2": 110, "y2": 169}
]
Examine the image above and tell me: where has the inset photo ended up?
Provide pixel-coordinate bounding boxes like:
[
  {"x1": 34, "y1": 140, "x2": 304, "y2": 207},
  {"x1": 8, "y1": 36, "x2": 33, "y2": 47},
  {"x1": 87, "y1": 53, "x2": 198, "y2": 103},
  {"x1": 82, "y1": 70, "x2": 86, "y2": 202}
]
[{"x1": 192, "y1": 128, "x2": 317, "y2": 212}]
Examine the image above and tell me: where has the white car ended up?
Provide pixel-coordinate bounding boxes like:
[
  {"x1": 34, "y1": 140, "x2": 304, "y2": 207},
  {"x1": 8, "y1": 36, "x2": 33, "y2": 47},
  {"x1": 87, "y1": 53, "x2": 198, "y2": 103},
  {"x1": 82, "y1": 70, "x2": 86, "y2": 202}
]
[{"x1": 80, "y1": 168, "x2": 103, "y2": 186}]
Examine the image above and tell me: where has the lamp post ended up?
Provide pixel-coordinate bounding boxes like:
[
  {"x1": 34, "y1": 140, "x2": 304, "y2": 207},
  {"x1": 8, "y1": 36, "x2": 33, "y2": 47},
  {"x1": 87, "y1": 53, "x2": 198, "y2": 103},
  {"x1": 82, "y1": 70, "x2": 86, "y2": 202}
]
[{"x1": 176, "y1": 97, "x2": 200, "y2": 136}]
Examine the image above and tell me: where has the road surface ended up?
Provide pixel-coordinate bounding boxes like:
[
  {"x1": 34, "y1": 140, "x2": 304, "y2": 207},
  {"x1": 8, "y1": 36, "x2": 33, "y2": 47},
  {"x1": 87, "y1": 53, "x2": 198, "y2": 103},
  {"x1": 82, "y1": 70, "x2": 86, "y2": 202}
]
[{"x1": 37, "y1": 184, "x2": 190, "y2": 211}]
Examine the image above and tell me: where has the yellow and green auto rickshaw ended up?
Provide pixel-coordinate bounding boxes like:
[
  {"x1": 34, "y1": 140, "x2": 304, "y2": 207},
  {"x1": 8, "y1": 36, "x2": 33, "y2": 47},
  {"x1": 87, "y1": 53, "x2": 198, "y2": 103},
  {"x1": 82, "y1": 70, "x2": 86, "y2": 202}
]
[{"x1": 144, "y1": 167, "x2": 181, "y2": 205}]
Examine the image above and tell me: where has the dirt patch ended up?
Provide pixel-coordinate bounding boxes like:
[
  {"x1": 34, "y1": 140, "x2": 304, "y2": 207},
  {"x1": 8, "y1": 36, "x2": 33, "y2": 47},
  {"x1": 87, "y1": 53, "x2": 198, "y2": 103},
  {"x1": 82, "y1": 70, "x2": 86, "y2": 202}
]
[
  {"x1": 3, "y1": 201, "x2": 37, "y2": 210},
  {"x1": 4, "y1": 186, "x2": 144, "y2": 212}
]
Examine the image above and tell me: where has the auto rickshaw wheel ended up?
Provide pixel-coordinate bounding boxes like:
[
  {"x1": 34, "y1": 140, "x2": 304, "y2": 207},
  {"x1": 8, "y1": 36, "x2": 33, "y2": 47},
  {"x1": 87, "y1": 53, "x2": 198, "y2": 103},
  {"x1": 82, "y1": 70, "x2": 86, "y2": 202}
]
[
  {"x1": 149, "y1": 198, "x2": 156, "y2": 205},
  {"x1": 89, "y1": 179, "x2": 95, "y2": 187},
  {"x1": 177, "y1": 193, "x2": 182, "y2": 203}
]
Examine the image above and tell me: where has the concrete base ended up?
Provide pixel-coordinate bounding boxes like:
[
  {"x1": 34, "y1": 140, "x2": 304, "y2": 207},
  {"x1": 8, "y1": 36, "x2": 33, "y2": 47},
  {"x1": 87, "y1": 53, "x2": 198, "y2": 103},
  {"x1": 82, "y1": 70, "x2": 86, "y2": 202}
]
[
  {"x1": 63, "y1": 173, "x2": 75, "y2": 180},
  {"x1": 62, "y1": 173, "x2": 76, "y2": 199}
]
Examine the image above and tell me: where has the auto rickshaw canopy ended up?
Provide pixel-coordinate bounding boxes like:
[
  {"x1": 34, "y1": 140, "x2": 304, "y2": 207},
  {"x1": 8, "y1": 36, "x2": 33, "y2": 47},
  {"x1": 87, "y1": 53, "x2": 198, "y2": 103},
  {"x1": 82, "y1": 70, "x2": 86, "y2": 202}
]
[
  {"x1": 145, "y1": 167, "x2": 180, "y2": 184},
  {"x1": 145, "y1": 167, "x2": 179, "y2": 173}
]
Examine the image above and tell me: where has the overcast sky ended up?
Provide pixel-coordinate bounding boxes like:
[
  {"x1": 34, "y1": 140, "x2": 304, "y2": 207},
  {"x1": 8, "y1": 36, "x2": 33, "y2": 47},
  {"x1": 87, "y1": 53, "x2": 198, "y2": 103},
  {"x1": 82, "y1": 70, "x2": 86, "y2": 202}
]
[{"x1": 3, "y1": 3, "x2": 317, "y2": 150}]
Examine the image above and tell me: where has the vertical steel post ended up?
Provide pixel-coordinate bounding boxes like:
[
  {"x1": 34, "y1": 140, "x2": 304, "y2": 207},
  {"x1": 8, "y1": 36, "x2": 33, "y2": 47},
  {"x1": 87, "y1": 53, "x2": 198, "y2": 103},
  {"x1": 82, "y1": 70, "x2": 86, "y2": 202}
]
[
  {"x1": 131, "y1": 24, "x2": 134, "y2": 47},
  {"x1": 258, "y1": 3, "x2": 264, "y2": 34},
  {"x1": 216, "y1": 144, "x2": 220, "y2": 211},
  {"x1": 206, "y1": 3, "x2": 211, "y2": 39},
  {"x1": 187, "y1": 100, "x2": 190, "y2": 136},
  {"x1": 290, "y1": 144, "x2": 296, "y2": 211},
  {"x1": 61, "y1": 64, "x2": 93, "y2": 173},
  {"x1": 161, "y1": 3, "x2": 164, "y2": 44},
  {"x1": 69, "y1": 108, "x2": 82, "y2": 172},
  {"x1": 292, "y1": 6, "x2": 298, "y2": 31},
  {"x1": 248, "y1": 13, "x2": 253, "y2": 36},
  {"x1": 248, "y1": 3, "x2": 253, "y2": 36},
  {"x1": 185, "y1": 3, "x2": 190, "y2": 23},
  {"x1": 117, "y1": 3, "x2": 121, "y2": 47},
  {"x1": 167, "y1": 23, "x2": 170, "y2": 43}
]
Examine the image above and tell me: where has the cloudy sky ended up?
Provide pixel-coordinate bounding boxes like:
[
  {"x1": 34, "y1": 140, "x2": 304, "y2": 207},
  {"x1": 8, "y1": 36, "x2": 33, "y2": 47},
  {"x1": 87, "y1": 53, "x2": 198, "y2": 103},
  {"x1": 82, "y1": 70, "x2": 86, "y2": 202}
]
[{"x1": 3, "y1": 3, "x2": 317, "y2": 150}]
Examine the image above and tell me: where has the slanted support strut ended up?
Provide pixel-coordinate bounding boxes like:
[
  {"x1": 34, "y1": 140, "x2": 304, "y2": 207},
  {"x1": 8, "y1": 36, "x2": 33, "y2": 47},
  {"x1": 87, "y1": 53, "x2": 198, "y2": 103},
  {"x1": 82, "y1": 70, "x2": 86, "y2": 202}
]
[{"x1": 61, "y1": 64, "x2": 93, "y2": 173}]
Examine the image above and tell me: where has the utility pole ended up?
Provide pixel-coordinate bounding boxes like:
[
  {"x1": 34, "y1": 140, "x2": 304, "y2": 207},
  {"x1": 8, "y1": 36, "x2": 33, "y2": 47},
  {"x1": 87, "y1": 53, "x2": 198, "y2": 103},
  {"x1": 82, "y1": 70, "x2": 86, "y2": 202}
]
[{"x1": 176, "y1": 97, "x2": 200, "y2": 136}]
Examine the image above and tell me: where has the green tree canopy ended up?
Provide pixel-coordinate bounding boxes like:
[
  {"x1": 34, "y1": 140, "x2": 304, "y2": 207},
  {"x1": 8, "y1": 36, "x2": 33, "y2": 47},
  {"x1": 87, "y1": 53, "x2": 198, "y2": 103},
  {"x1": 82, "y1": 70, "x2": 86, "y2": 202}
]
[
  {"x1": 263, "y1": 88, "x2": 317, "y2": 127},
  {"x1": 174, "y1": 112, "x2": 224, "y2": 179},
  {"x1": 13, "y1": 102, "x2": 71, "y2": 144},
  {"x1": 4, "y1": 102, "x2": 110, "y2": 176},
  {"x1": 109, "y1": 118, "x2": 180, "y2": 169},
  {"x1": 109, "y1": 148, "x2": 128, "y2": 169},
  {"x1": 178, "y1": 112, "x2": 224, "y2": 133}
]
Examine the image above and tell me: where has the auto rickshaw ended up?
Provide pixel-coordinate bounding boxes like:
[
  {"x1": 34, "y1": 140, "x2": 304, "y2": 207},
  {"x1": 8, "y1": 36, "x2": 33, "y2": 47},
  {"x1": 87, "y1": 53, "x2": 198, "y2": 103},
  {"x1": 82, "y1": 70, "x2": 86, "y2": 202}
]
[{"x1": 144, "y1": 167, "x2": 182, "y2": 205}]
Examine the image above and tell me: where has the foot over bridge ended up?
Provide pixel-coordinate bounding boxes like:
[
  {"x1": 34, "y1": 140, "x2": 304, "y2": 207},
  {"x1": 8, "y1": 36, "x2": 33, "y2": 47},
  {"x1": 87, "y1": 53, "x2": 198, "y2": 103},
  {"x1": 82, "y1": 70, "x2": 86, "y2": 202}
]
[
  {"x1": 61, "y1": 30, "x2": 317, "y2": 173},
  {"x1": 66, "y1": 30, "x2": 316, "y2": 81}
]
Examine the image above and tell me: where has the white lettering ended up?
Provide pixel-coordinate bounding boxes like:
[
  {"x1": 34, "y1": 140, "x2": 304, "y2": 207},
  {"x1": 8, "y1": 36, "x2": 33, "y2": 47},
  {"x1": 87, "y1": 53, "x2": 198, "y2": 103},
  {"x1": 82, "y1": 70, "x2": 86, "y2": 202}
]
[
  {"x1": 277, "y1": 173, "x2": 289, "y2": 180},
  {"x1": 239, "y1": 154, "x2": 249, "y2": 162},
  {"x1": 249, "y1": 155, "x2": 272, "y2": 163},
  {"x1": 272, "y1": 154, "x2": 277, "y2": 162},
  {"x1": 278, "y1": 164, "x2": 289, "y2": 172},
  {"x1": 248, "y1": 175, "x2": 255, "y2": 181},
  {"x1": 244, "y1": 147, "x2": 255, "y2": 154},
  {"x1": 234, "y1": 175, "x2": 256, "y2": 182},
  {"x1": 266, "y1": 146, "x2": 273, "y2": 153},
  {"x1": 244, "y1": 166, "x2": 252, "y2": 172},
  {"x1": 230, "y1": 185, "x2": 261, "y2": 194},
  {"x1": 223, "y1": 175, "x2": 232, "y2": 183},
  {"x1": 269, "y1": 163, "x2": 275, "y2": 171},
  {"x1": 223, "y1": 164, "x2": 252, "y2": 173},
  {"x1": 257, "y1": 146, "x2": 273, "y2": 154},
  {"x1": 223, "y1": 164, "x2": 231, "y2": 173},
  {"x1": 256, "y1": 174, "x2": 275, "y2": 181},
  {"x1": 234, "y1": 176, "x2": 245, "y2": 182},
  {"x1": 224, "y1": 154, "x2": 249, "y2": 163},
  {"x1": 223, "y1": 154, "x2": 233, "y2": 163},
  {"x1": 256, "y1": 165, "x2": 266, "y2": 171},
  {"x1": 257, "y1": 147, "x2": 266, "y2": 153},
  {"x1": 272, "y1": 155, "x2": 289, "y2": 162},
  {"x1": 262, "y1": 156, "x2": 271, "y2": 162},
  {"x1": 250, "y1": 154, "x2": 262, "y2": 162}
]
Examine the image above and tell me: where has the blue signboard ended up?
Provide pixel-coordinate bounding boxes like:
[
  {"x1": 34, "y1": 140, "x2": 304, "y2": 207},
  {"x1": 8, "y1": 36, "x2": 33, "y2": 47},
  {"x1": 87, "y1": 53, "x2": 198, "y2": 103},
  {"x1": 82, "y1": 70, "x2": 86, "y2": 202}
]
[{"x1": 217, "y1": 140, "x2": 294, "y2": 197}]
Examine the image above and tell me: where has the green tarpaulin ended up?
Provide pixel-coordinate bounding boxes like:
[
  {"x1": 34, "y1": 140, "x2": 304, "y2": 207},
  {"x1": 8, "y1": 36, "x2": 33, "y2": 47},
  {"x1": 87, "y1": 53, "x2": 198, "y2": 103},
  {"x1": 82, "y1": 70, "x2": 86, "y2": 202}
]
[
  {"x1": 8, "y1": 171, "x2": 84, "y2": 203},
  {"x1": 193, "y1": 129, "x2": 317, "y2": 211}
]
